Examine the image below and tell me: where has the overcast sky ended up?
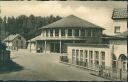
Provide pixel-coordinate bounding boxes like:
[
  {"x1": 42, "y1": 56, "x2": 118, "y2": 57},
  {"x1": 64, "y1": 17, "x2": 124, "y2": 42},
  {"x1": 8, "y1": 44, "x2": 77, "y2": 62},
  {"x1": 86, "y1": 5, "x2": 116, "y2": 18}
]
[{"x1": 0, "y1": 1, "x2": 127, "y2": 35}]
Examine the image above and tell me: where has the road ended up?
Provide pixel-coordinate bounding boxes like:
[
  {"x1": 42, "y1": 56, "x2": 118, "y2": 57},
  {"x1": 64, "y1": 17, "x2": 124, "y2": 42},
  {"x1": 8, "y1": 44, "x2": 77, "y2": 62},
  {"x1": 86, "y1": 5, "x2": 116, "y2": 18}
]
[{"x1": 0, "y1": 49, "x2": 109, "y2": 81}]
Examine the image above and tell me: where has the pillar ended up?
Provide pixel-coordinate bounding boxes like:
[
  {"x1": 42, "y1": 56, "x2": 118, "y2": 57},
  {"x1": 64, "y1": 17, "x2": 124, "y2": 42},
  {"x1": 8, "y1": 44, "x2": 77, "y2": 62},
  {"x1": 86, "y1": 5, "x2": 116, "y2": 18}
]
[
  {"x1": 59, "y1": 29, "x2": 61, "y2": 37},
  {"x1": 72, "y1": 29, "x2": 75, "y2": 38},
  {"x1": 60, "y1": 41, "x2": 62, "y2": 53},
  {"x1": 66, "y1": 29, "x2": 68, "y2": 38},
  {"x1": 53, "y1": 29, "x2": 55, "y2": 37}
]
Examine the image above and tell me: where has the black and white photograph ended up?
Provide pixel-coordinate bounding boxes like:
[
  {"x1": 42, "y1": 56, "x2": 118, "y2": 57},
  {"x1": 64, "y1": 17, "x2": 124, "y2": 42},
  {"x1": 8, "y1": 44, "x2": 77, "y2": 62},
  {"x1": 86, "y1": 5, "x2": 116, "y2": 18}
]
[{"x1": 0, "y1": 1, "x2": 127, "y2": 81}]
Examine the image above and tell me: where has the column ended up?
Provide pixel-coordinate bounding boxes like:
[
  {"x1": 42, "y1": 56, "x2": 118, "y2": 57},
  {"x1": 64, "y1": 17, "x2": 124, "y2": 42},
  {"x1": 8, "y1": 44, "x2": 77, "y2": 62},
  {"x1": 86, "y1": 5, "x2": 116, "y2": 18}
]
[
  {"x1": 60, "y1": 41, "x2": 61, "y2": 53},
  {"x1": 45, "y1": 30, "x2": 46, "y2": 37},
  {"x1": 48, "y1": 30, "x2": 50, "y2": 37},
  {"x1": 53, "y1": 29, "x2": 55, "y2": 37},
  {"x1": 45, "y1": 41, "x2": 46, "y2": 54},
  {"x1": 72, "y1": 29, "x2": 75, "y2": 38},
  {"x1": 91, "y1": 29, "x2": 93, "y2": 37},
  {"x1": 66, "y1": 29, "x2": 68, "y2": 38},
  {"x1": 59, "y1": 29, "x2": 61, "y2": 37}
]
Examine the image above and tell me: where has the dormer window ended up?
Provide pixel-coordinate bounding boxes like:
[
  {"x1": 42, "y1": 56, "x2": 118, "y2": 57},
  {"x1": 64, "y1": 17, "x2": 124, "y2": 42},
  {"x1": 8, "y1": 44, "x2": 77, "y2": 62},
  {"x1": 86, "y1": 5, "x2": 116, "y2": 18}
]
[{"x1": 114, "y1": 26, "x2": 120, "y2": 33}]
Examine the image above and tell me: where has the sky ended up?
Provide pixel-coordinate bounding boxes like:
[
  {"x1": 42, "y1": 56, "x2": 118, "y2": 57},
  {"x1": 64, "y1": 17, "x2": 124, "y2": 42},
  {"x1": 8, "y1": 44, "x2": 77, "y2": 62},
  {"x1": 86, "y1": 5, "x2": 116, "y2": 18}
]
[{"x1": 0, "y1": 1, "x2": 127, "y2": 35}]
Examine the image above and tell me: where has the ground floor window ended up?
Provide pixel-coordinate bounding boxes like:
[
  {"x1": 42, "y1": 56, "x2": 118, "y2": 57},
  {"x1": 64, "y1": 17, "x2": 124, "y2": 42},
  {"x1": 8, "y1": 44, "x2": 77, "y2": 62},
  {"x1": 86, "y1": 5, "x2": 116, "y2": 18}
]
[{"x1": 76, "y1": 50, "x2": 79, "y2": 65}]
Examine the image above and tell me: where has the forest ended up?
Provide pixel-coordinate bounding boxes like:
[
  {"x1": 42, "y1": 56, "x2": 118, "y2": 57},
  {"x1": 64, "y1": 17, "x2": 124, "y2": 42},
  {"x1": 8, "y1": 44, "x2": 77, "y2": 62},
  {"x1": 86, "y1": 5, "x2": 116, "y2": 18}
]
[{"x1": 0, "y1": 15, "x2": 62, "y2": 40}]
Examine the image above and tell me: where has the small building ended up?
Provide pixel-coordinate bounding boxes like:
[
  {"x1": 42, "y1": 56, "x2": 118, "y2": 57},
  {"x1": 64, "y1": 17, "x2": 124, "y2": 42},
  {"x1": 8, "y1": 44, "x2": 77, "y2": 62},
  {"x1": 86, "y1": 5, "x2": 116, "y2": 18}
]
[
  {"x1": 28, "y1": 15, "x2": 104, "y2": 53},
  {"x1": 3, "y1": 34, "x2": 26, "y2": 50}
]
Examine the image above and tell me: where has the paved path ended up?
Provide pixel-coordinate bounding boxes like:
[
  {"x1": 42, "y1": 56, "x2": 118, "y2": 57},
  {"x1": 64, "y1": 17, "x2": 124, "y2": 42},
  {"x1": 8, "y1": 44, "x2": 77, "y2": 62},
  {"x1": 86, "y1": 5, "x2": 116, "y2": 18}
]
[{"x1": 0, "y1": 49, "x2": 109, "y2": 81}]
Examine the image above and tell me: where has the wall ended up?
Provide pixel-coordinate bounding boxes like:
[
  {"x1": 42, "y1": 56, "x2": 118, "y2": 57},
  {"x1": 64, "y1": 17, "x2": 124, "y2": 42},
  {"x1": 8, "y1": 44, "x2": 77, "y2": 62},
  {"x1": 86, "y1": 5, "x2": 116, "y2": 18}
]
[
  {"x1": 67, "y1": 45, "x2": 112, "y2": 69},
  {"x1": 109, "y1": 39, "x2": 127, "y2": 59},
  {"x1": 112, "y1": 20, "x2": 127, "y2": 35}
]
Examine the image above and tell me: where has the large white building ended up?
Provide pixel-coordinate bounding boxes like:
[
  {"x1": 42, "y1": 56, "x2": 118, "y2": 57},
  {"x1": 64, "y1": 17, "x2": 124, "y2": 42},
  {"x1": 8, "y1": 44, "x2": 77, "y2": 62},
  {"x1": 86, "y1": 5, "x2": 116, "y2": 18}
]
[{"x1": 28, "y1": 15, "x2": 104, "y2": 53}]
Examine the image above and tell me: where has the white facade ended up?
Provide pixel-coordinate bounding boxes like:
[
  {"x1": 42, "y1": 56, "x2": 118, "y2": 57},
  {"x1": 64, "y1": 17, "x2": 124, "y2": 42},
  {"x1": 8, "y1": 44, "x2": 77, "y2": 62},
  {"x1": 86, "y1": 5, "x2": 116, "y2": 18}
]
[
  {"x1": 67, "y1": 44, "x2": 112, "y2": 71},
  {"x1": 112, "y1": 20, "x2": 127, "y2": 35},
  {"x1": 4, "y1": 35, "x2": 26, "y2": 50}
]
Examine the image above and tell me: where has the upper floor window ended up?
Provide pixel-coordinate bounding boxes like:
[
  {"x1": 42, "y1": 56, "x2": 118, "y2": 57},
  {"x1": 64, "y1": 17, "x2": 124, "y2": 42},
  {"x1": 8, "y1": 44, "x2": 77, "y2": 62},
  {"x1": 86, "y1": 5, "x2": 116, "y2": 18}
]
[
  {"x1": 86, "y1": 29, "x2": 91, "y2": 37},
  {"x1": 61, "y1": 29, "x2": 65, "y2": 36},
  {"x1": 55, "y1": 29, "x2": 59, "y2": 36},
  {"x1": 81, "y1": 29, "x2": 85, "y2": 36},
  {"x1": 68, "y1": 29, "x2": 72, "y2": 36},
  {"x1": 114, "y1": 26, "x2": 120, "y2": 33},
  {"x1": 46, "y1": 29, "x2": 49, "y2": 37},
  {"x1": 92, "y1": 29, "x2": 99, "y2": 37},
  {"x1": 75, "y1": 29, "x2": 79, "y2": 36},
  {"x1": 50, "y1": 29, "x2": 53, "y2": 37}
]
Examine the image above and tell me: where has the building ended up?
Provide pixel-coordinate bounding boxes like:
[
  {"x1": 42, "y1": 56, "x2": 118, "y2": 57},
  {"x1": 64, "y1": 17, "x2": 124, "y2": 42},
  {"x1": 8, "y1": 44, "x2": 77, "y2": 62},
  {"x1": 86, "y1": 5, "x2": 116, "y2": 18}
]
[
  {"x1": 67, "y1": 43, "x2": 111, "y2": 71},
  {"x1": 66, "y1": 8, "x2": 127, "y2": 80},
  {"x1": 111, "y1": 8, "x2": 127, "y2": 35},
  {"x1": 3, "y1": 34, "x2": 26, "y2": 50},
  {"x1": 28, "y1": 15, "x2": 104, "y2": 53}
]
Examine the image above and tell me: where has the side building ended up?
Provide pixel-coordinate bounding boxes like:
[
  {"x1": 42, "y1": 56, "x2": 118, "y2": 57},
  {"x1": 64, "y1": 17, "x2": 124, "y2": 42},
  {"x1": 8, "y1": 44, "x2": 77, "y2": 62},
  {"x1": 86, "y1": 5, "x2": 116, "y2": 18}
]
[
  {"x1": 3, "y1": 34, "x2": 26, "y2": 50},
  {"x1": 28, "y1": 15, "x2": 104, "y2": 53}
]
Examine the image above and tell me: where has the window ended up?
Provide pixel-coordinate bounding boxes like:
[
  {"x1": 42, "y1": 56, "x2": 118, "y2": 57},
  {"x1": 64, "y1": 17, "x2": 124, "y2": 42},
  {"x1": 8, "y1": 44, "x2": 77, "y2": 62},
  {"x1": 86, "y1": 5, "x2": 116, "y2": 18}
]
[
  {"x1": 84, "y1": 50, "x2": 88, "y2": 58},
  {"x1": 75, "y1": 29, "x2": 79, "y2": 36},
  {"x1": 46, "y1": 29, "x2": 49, "y2": 37},
  {"x1": 89, "y1": 51, "x2": 93, "y2": 59},
  {"x1": 50, "y1": 29, "x2": 53, "y2": 37},
  {"x1": 61, "y1": 29, "x2": 65, "y2": 36},
  {"x1": 114, "y1": 26, "x2": 120, "y2": 33},
  {"x1": 76, "y1": 50, "x2": 79, "y2": 65},
  {"x1": 101, "y1": 51, "x2": 105, "y2": 60},
  {"x1": 80, "y1": 50, "x2": 83, "y2": 61},
  {"x1": 68, "y1": 29, "x2": 72, "y2": 36},
  {"x1": 95, "y1": 51, "x2": 99, "y2": 59},
  {"x1": 55, "y1": 29, "x2": 59, "y2": 36},
  {"x1": 81, "y1": 29, "x2": 85, "y2": 36},
  {"x1": 86, "y1": 29, "x2": 91, "y2": 37},
  {"x1": 92, "y1": 29, "x2": 99, "y2": 37},
  {"x1": 102, "y1": 62, "x2": 105, "y2": 69},
  {"x1": 72, "y1": 49, "x2": 75, "y2": 57},
  {"x1": 72, "y1": 49, "x2": 75, "y2": 64}
]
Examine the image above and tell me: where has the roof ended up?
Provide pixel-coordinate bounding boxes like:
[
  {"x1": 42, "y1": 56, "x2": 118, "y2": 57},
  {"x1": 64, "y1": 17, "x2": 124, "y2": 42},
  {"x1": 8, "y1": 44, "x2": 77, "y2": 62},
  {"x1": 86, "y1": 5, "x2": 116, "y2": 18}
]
[
  {"x1": 66, "y1": 43, "x2": 109, "y2": 48},
  {"x1": 102, "y1": 31, "x2": 128, "y2": 40},
  {"x1": 112, "y1": 8, "x2": 128, "y2": 19},
  {"x1": 40, "y1": 15, "x2": 104, "y2": 29},
  {"x1": 4, "y1": 34, "x2": 20, "y2": 42},
  {"x1": 27, "y1": 35, "x2": 41, "y2": 42},
  {"x1": 114, "y1": 31, "x2": 128, "y2": 38}
]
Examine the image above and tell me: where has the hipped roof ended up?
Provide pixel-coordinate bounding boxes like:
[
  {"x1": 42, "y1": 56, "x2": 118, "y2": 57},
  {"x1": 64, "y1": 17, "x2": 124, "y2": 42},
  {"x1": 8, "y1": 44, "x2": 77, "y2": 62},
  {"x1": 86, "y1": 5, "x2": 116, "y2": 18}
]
[{"x1": 40, "y1": 15, "x2": 104, "y2": 29}]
